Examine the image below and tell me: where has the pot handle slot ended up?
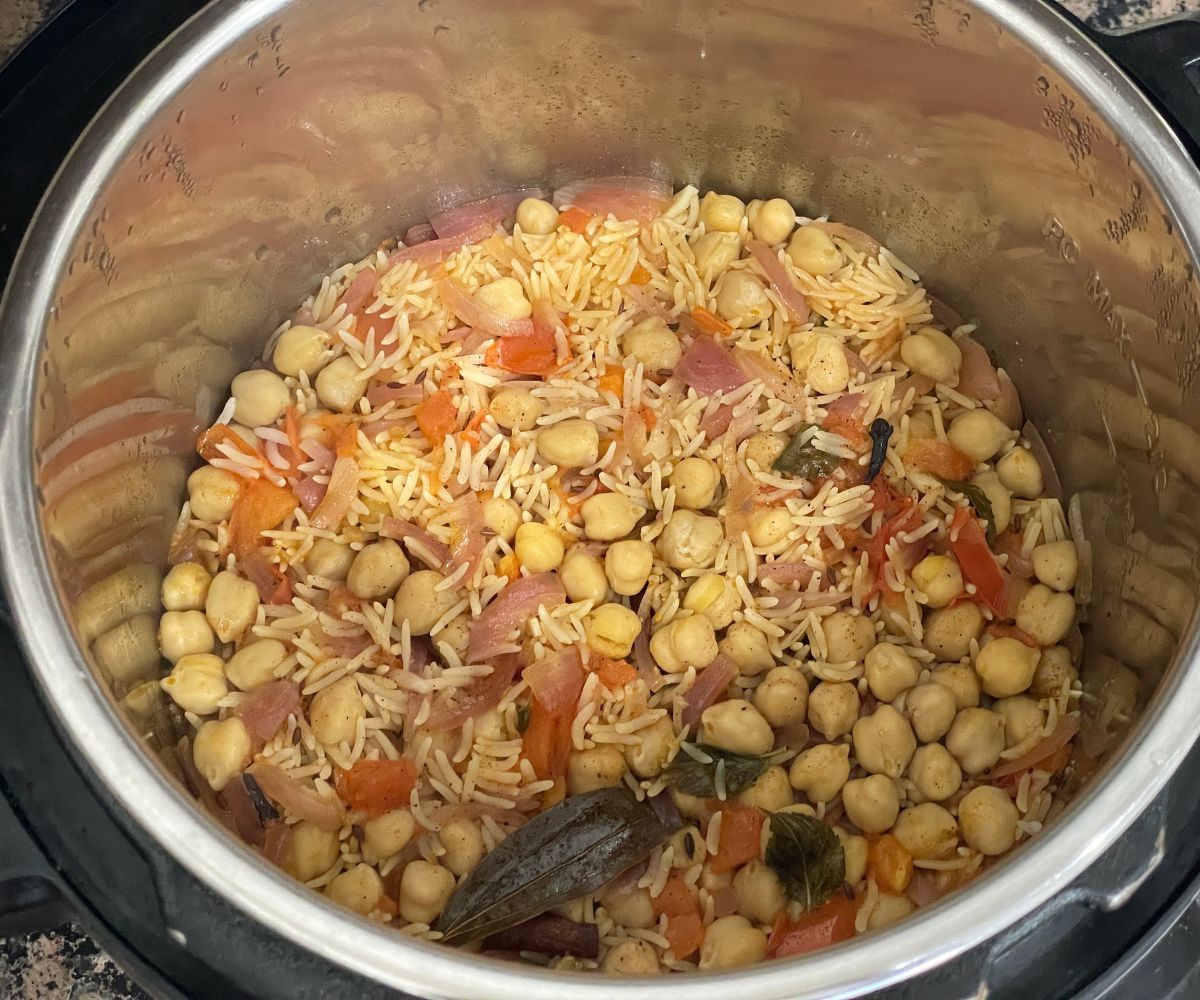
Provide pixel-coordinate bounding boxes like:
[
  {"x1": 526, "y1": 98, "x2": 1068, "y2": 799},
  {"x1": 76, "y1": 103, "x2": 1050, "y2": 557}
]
[{"x1": 0, "y1": 782, "x2": 72, "y2": 936}]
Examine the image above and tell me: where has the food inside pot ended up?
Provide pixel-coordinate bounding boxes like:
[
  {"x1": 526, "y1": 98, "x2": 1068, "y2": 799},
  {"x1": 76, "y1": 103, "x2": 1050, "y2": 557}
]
[{"x1": 158, "y1": 180, "x2": 1084, "y2": 973}]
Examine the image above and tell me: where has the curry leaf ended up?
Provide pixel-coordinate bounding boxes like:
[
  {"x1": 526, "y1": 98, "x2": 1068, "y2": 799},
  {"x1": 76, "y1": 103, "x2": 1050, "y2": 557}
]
[
  {"x1": 436, "y1": 787, "x2": 680, "y2": 943},
  {"x1": 663, "y1": 742, "x2": 778, "y2": 799},
  {"x1": 765, "y1": 811, "x2": 845, "y2": 910},
  {"x1": 867, "y1": 418, "x2": 893, "y2": 481},
  {"x1": 939, "y1": 477, "x2": 996, "y2": 545},
  {"x1": 773, "y1": 425, "x2": 841, "y2": 480}
]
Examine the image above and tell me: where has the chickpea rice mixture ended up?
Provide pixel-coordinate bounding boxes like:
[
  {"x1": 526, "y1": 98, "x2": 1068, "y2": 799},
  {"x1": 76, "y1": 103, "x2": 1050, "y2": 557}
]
[{"x1": 160, "y1": 180, "x2": 1085, "y2": 974}]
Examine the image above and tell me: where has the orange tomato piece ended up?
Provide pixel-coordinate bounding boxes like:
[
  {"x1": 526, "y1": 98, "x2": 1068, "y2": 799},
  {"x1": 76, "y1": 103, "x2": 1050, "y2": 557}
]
[
  {"x1": 334, "y1": 758, "x2": 417, "y2": 817},
  {"x1": 486, "y1": 329, "x2": 559, "y2": 378},
  {"x1": 691, "y1": 306, "x2": 732, "y2": 337},
  {"x1": 416, "y1": 390, "x2": 458, "y2": 444},
  {"x1": 710, "y1": 805, "x2": 764, "y2": 874},
  {"x1": 652, "y1": 873, "x2": 698, "y2": 919},
  {"x1": 227, "y1": 478, "x2": 298, "y2": 558},
  {"x1": 868, "y1": 834, "x2": 913, "y2": 895},
  {"x1": 196, "y1": 424, "x2": 258, "y2": 462},
  {"x1": 559, "y1": 205, "x2": 595, "y2": 234},
  {"x1": 664, "y1": 912, "x2": 705, "y2": 960},
  {"x1": 459, "y1": 408, "x2": 487, "y2": 446},
  {"x1": 629, "y1": 263, "x2": 652, "y2": 286},
  {"x1": 598, "y1": 369, "x2": 625, "y2": 399},
  {"x1": 822, "y1": 411, "x2": 870, "y2": 450},
  {"x1": 595, "y1": 657, "x2": 637, "y2": 689},
  {"x1": 521, "y1": 697, "x2": 573, "y2": 780},
  {"x1": 767, "y1": 893, "x2": 857, "y2": 958},
  {"x1": 950, "y1": 505, "x2": 1007, "y2": 617},
  {"x1": 905, "y1": 438, "x2": 975, "y2": 480},
  {"x1": 496, "y1": 551, "x2": 521, "y2": 581}
]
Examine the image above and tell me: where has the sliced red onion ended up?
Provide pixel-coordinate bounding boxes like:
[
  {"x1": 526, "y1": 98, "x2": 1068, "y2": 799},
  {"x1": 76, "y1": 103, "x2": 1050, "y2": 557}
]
[
  {"x1": 248, "y1": 761, "x2": 344, "y2": 832},
  {"x1": 309, "y1": 455, "x2": 359, "y2": 530},
  {"x1": 366, "y1": 380, "x2": 425, "y2": 407},
  {"x1": 809, "y1": 221, "x2": 881, "y2": 257},
  {"x1": 907, "y1": 869, "x2": 945, "y2": 908},
  {"x1": 430, "y1": 188, "x2": 545, "y2": 239},
  {"x1": 987, "y1": 713, "x2": 1080, "y2": 779},
  {"x1": 382, "y1": 221, "x2": 493, "y2": 273},
  {"x1": 681, "y1": 653, "x2": 738, "y2": 728},
  {"x1": 553, "y1": 176, "x2": 672, "y2": 225},
  {"x1": 234, "y1": 680, "x2": 301, "y2": 747},
  {"x1": 240, "y1": 548, "x2": 281, "y2": 601},
  {"x1": 524, "y1": 646, "x2": 584, "y2": 714},
  {"x1": 403, "y1": 222, "x2": 436, "y2": 246},
  {"x1": 380, "y1": 516, "x2": 452, "y2": 567},
  {"x1": 447, "y1": 492, "x2": 485, "y2": 579},
  {"x1": 759, "y1": 561, "x2": 818, "y2": 585},
  {"x1": 956, "y1": 336, "x2": 1001, "y2": 401},
  {"x1": 710, "y1": 885, "x2": 741, "y2": 918},
  {"x1": 425, "y1": 654, "x2": 520, "y2": 731},
  {"x1": 409, "y1": 636, "x2": 432, "y2": 674},
  {"x1": 468, "y1": 573, "x2": 566, "y2": 663},
  {"x1": 746, "y1": 239, "x2": 810, "y2": 324},
  {"x1": 219, "y1": 776, "x2": 267, "y2": 847},
  {"x1": 336, "y1": 266, "x2": 379, "y2": 317},
  {"x1": 677, "y1": 337, "x2": 748, "y2": 396},
  {"x1": 293, "y1": 473, "x2": 327, "y2": 513},
  {"x1": 731, "y1": 347, "x2": 806, "y2": 408},
  {"x1": 699, "y1": 403, "x2": 735, "y2": 441},
  {"x1": 262, "y1": 821, "x2": 293, "y2": 869},
  {"x1": 437, "y1": 277, "x2": 535, "y2": 339}
]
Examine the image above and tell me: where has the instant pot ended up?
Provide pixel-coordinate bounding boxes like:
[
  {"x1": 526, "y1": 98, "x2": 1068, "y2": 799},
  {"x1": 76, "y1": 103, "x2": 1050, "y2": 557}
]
[{"x1": 3, "y1": 1, "x2": 1200, "y2": 997}]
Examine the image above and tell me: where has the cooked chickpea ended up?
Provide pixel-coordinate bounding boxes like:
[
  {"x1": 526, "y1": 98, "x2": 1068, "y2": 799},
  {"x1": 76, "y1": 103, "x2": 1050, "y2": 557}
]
[
  {"x1": 187, "y1": 465, "x2": 239, "y2": 523},
  {"x1": 737, "y1": 766, "x2": 793, "y2": 813},
  {"x1": 867, "y1": 892, "x2": 915, "y2": 930},
  {"x1": 995, "y1": 695, "x2": 1046, "y2": 747},
  {"x1": 1032, "y1": 645, "x2": 1077, "y2": 698},
  {"x1": 161, "y1": 653, "x2": 227, "y2": 715},
  {"x1": 893, "y1": 803, "x2": 958, "y2": 860},
  {"x1": 347, "y1": 539, "x2": 410, "y2": 600},
  {"x1": 975, "y1": 636, "x2": 1039, "y2": 698},
  {"x1": 361, "y1": 809, "x2": 416, "y2": 863},
  {"x1": 692, "y1": 230, "x2": 743, "y2": 276},
  {"x1": 605, "y1": 539, "x2": 654, "y2": 596},
  {"x1": 482, "y1": 496, "x2": 522, "y2": 542},
  {"x1": 224, "y1": 639, "x2": 286, "y2": 692},
  {"x1": 865, "y1": 643, "x2": 920, "y2": 702},
  {"x1": 670, "y1": 457, "x2": 720, "y2": 511},
  {"x1": 807, "y1": 681, "x2": 861, "y2": 739},
  {"x1": 310, "y1": 675, "x2": 364, "y2": 746},
  {"x1": 923, "y1": 603, "x2": 984, "y2": 661},
  {"x1": 623, "y1": 317, "x2": 681, "y2": 373},
  {"x1": 625, "y1": 716, "x2": 676, "y2": 779},
  {"x1": 945, "y1": 707, "x2": 1006, "y2": 775},
  {"x1": 515, "y1": 522, "x2": 565, "y2": 572},
  {"x1": 743, "y1": 432, "x2": 787, "y2": 472},
  {"x1": 699, "y1": 915, "x2": 767, "y2": 971},
  {"x1": 971, "y1": 470, "x2": 1012, "y2": 534},
  {"x1": 787, "y1": 225, "x2": 842, "y2": 276},
  {"x1": 911, "y1": 554, "x2": 964, "y2": 609},
  {"x1": 476, "y1": 276, "x2": 532, "y2": 320},
  {"x1": 272, "y1": 324, "x2": 329, "y2": 378},
  {"x1": 567, "y1": 745, "x2": 628, "y2": 795},
  {"x1": 834, "y1": 827, "x2": 870, "y2": 884},
  {"x1": 804, "y1": 333, "x2": 851, "y2": 395},
  {"x1": 315, "y1": 355, "x2": 365, "y2": 413},
  {"x1": 602, "y1": 939, "x2": 661, "y2": 975},
  {"x1": 657, "y1": 510, "x2": 723, "y2": 570},
  {"x1": 399, "y1": 861, "x2": 456, "y2": 925},
  {"x1": 747, "y1": 507, "x2": 792, "y2": 548},
  {"x1": 996, "y1": 446, "x2": 1044, "y2": 499},
  {"x1": 561, "y1": 547, "x2": 609, "y2": 604},
  {"x1": 930, "y1": 662, "x2": 982, "y2": 709},
  {"x1": 159, "y1": 610, "x2": 215, "y2": 663},
  {"x1": 1016, "y1": 583, "x2": 1075, "y2": 646},
  {"x1": 192, "y1": 717, "x2": 251, "y2": 791},
  {"x1": 537, "y1": 418, "x2": 599, "y2": 469},
  {"x1": 789, "y1": 742, "x2": 851, "y2": 803},
  {"x1": 490, "y1": 387, "x2": 544, "y2": 431},
  {"x1": 746, "y1": 198, "x2": 796, "y2": 245},
  {"x1": 440, "y1": 816, "x2": 485, "y2": 876},
  {"x1": 516, "y1": 197, "x2": 559, "y2": 235},
  {"x1": 906, "y1": 743, "x2": 962, "y2": 802},
  {"x1": 394, "y1": 570, "x2": 459, "y2": 635},
  {"x1": 306, "y1": 537, "x2": 355, "y2": 581},
  {"x1": 287, "y1": 820, "x2": 340, "y2": 881},
  {"x1": 205, "y1": 570, "x2": 260, "y2": 642},
  {"x1": 733, "y1": 859, "x2": 787, "y2": 924},
  {"x1": 853, "y1": 705, "x2": 917, "y2": 779},
  {"x1": 959, "y1": 785, "x2": 1019, "y2": 856},
  {"x1": 754, "y1": 666, "x2": 808, "y2": 728},
  {"x1": 900, "y1": 327, "x2": 962, "y2": 385},
  {"x1": 842, "y1": 774, "x2": 900, "y2": 834},
  {"x1": 581, "y1": 492, "x2": 644, "y2": 541},
  {"x1": 906, "y1": 682, "x2": 959, "y2": 743},
  {"x1": 585, "y1": 603, "x2": 642, "y2": 659},
  {"x1": 823, "y1": 611, "x2": 876, "y2": 663},
  {"x1": 600, "y1": 886, "x2": 656, "y2": 929},
  {"x1": 161, "y1": 562, "x2": 211, "y2": 612},
  {"x1": 701, "y1": 699, "x2": 774, "y2": 755},
  {"x1": 327, "y1": 863, "x2": 384, "y2": 915},
  {"x1": 699, "y1": 191, "x2": 746, "y2": 233},
  {"x1": 947, "y1": 409, "x2": 1012, "y2": 464},
  {"x1": 1032, "y1": 540, "x2": 1078, "y2": 593},
  {"x1": 650, "y1": 615, "x2": 718, "y2": 674},
  {"x1": 720, "y1": 621, "x2": 774, "y2": 677},
  {"x1": 716, "y1": 270, "x2": 771, "y2": 327},
  {"x1": 683, "y1": 574, "x2": 738, "y2": 629}
]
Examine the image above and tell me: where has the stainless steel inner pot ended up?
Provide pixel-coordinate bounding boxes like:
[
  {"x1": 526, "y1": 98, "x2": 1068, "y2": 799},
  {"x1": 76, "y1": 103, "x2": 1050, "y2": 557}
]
[{"x1": 3, "y1": 1, "x2": 1200, "y2": 997}]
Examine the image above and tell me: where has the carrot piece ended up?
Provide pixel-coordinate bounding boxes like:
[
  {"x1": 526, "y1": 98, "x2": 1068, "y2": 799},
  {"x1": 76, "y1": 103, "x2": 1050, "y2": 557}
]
[
  {"x1": 196, "y1": 424, "x2": 258, "y2": 462},
  {"x1": 227, "y1": 478, "x2": 297, "y2": 558},
  {"x1": 664, "y1": 912, "x2": 705, "y2": 960},
  {"x1": 868, "y1": 834, "x2": 913, "y2": 895},
  {"x1": 905, "y1": 438, "x2": 974, "y2": 480},
  {"x1": 559, "y1": 205, "x2": 595, "y2": 234},
  {"x1": 710, "y1": 805, "x2": 763, "y2": 874},
  {"x1": 334, "y1": 759, "x2": 417, "y2": 817},
  {"x1": 595, "y1": 658, "x2": 637, "y2": 689},
  {"x1": 416, "y1": 390, "x2": 458, "y2": 445},
  {"x1": 598, "y1": 369, "x2": 625, "y2": 399},
  {"x1": 521, "y1": 698, "x2": 573, "y2": 780},
  {"x1": 652, "y1": 873, "x2": 698, "y2": 919},
  {"x1": 691, "y1": 306, "x2": 732, "y2": 337},
  {"x1": 486, "y1": 328, "x2": 558, "y2": 377},
  {"x1": 629, "y1": 263, "x2": 652, "y2": 286},
  {"x1": 822, "y1": 411, "x2": 871, "y2": 450},
  {"x1": 767, "y1": 894, "x2": 857, "y2": 958}
]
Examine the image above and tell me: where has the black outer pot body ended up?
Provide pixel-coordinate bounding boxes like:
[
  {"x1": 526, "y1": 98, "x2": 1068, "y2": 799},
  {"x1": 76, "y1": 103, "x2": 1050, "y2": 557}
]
[{"x1": 3, "y1": 3, "x2": 1200, "y2": 998}]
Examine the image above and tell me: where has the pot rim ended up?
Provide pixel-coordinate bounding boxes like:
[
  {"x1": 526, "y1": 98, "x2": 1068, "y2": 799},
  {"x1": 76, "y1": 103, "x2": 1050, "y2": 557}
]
[{"x1": 3, "y1": 1, "x2": 1200, "y2": 997}]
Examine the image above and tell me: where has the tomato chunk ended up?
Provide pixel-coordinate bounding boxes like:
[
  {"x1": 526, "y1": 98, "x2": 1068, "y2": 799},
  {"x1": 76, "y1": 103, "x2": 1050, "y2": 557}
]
[
  {"x1": 710, "y1": 805, "x2": 763, "y2": 874},
  {"x1": 595, "y1": 657, "x2": 637, "y2": 689},
  {"x1": 664, "y1": 911, "x2": 705, "y2": 960},
  {"x1": 691, "y1": 306, "x2": 732, "y2": 337},
  {"x1": 227, "y1": 478, "x2": 297, "y2": 558},
  {"x1": 486, "y1": 328, "x2": 558, "y2": 377},
  {"x1": 197, "y1": 424, "x2": 258, "y2": 462},
  {"x1": 334, "y1": 759, "x2": 417, "y2": 817},
  {"x1": 767, "y1": 894, "x2": 857, "y2": 958},
  {"x1": 950, "y1": 505, "x2": 1007, "y2": 616},
  {"x1": 559, "y1": 205, "x2": 595, "y2": 234},
  {"x1": 905, "y1": 438, "x2": 974, "y2": 480},
  {"x1": 416, "y1": 390, "x2": 458, "y2": 444}
]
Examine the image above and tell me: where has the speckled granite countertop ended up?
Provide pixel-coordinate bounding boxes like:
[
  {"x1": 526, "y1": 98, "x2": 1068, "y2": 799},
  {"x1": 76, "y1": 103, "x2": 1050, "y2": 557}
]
[{"x1": 1, "y1": 0, "x2": 1198, "y2": 997}]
